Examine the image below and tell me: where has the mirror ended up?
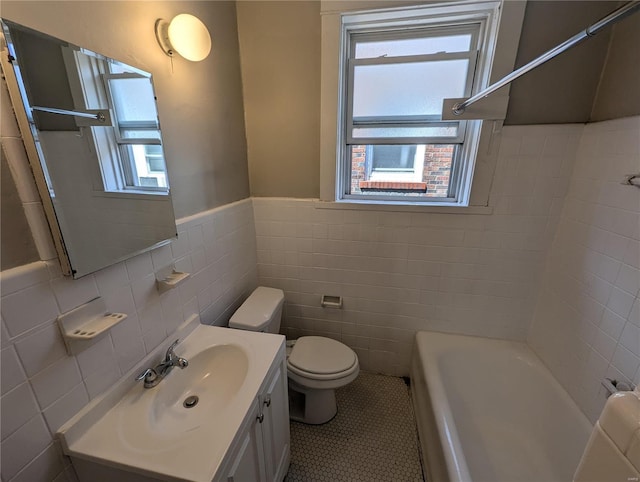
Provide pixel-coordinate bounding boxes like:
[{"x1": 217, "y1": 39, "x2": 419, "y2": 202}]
[{"x1": 1, "y1": 19, "x2": 177, "y2": 278}]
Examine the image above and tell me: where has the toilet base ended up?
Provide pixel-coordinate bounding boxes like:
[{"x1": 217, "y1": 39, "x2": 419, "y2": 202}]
[{"x1": 287, "y1": 378, "x2": 337, "y2": 425}]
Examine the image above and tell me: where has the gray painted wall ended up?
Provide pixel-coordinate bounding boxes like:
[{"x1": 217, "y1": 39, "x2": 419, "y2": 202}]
[
  {"x1": 236, "y1": 1, "x2": 321, "y2": 199},
  {"x1": 591, "y1": 11, "x2": 640, "y2": 121},
  {"x1": 1, "y1": 0, "x2": 249, "y2": 220},
  {"x1": 504, "y1": 1, "x2": 614, "y2": 125}
]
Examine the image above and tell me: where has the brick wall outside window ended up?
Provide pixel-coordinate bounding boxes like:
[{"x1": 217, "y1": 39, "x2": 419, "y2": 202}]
[
  {"x1": 350, "y1": 145, "x2": 454, "y2": 196},
  {"x1": 350, "y1": 146, "x2": 367, "y2": 194},
  {"x1": 422, "y1": 145, "x2": 453, "y2": 197}
]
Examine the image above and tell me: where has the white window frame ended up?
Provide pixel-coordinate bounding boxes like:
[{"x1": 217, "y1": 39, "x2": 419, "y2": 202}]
[
  {"x1": 344, "y1": 24, "x2": 479, "y2": 201},
  {"x1": 320, "y1": 0, "x2": 527, "y2": 208},
  {"x1": 102, "y1": 70, "x2": 166, "y2": 191}
]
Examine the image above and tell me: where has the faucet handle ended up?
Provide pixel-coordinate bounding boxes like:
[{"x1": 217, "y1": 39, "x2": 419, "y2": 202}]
[
  {"x1": 176, "y1": 357, "x2": 189, "y2": 369},
  {"x1": 165, "y1": 339, "x2": 180, "y2": 360},
  {"x1": 135, "y1": 368, "x2": 157, "y2": 382}
]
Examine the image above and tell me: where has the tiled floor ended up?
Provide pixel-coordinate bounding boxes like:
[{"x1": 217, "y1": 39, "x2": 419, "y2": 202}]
[{"x1": 285, "y1": 371, "x2": 424, "y2": 481}]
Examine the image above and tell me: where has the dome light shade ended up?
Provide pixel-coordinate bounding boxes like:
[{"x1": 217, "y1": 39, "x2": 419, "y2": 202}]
[{"x1": 155, "y1": 14, "x2": 211, "y2": 62}]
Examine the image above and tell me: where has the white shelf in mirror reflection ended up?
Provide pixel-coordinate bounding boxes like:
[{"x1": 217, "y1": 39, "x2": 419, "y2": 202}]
[{"x1": 57, "y1": 296, "x2": 127, "y2": 355}]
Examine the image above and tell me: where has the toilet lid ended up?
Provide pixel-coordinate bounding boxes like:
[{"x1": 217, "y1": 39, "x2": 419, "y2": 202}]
[{"x1": 288, "y1": 336, "x2": 357, "y2": 375}]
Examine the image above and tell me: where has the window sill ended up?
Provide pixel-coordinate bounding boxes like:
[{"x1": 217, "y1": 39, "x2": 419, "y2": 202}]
[
  {"x1": 314, "y1": 199, "x2": 493, "y2": 215},
  {"x1": 93, "y1": 190, "x2": 170, "y2": 201},
  {"x1": 358, "y1": 181, "x2": 426, "y2": 192}
]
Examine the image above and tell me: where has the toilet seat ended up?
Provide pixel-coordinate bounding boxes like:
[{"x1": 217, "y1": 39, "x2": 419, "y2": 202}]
[{"x1": 287, "y1": 336, "x2": 358, "y2": 381}]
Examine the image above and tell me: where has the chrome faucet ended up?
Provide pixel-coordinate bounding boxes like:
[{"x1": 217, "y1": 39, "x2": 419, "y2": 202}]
[{"x1": 135, "y1": 339, "x2": 189, "y2": 388}]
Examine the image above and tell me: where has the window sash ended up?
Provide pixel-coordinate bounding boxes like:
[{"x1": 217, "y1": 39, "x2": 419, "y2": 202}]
[
  {"x1": 349, "y1": 24, "x2": 480, "y2": 57},
  {"x1": 346, "y1": 50, "x2": 477, "y2": 145},
  {"x1": 350, "y1": 121, "x2": 465, "y2": 145},
  {"x1": 103, "y1": 72, "x2": 160, "y2": 144},
  {"x1": 118, "y1": 144, "x2": 167, "y2": 191}
]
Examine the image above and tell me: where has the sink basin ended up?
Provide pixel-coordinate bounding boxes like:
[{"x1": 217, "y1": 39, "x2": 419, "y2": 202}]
[
  {"x1": 117, "y1": 344, "x2": 249, "y2": 452},
  {"x1": 58, "y1": 319, "x2": 285, "y2": 481}
]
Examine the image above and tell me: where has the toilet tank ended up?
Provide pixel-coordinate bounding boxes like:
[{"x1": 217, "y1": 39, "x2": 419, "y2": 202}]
[{"x1": 228, "y1": 287, "x2": 284, "y2": 334}]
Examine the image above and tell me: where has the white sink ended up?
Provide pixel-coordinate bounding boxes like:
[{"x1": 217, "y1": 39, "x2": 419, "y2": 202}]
[
  {"x1": 117, "y1": 343, "x2": 250, "y2": 452},
  {"x1": 57, "y1": 317, "x2": 284, "y2": 481}
]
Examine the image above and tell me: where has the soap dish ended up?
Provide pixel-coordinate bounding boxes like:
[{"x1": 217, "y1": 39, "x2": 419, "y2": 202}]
[
  {"x1": 57, "y1": 297, "x2": 127, "y2": 354},
  {"x1": 156, "y1": 270, "x2": 190, "y2": 294},
  {"x1": 66, "y1": 313, "x2": 127, "y2": 340}
]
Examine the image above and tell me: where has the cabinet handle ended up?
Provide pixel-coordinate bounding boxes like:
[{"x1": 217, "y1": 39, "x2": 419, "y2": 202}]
[
  {"x1": 264, "y1": 396, "x2": 271, "y2": 407},
  {"x1": 257, "y1": 413, "x2": 264, "y2": 423}
]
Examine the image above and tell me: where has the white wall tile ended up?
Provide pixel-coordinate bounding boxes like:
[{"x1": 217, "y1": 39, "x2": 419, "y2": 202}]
[
  {"x1": 50, "y1": 276, "x2": 99, "y2": 314},
  {"x1": 13, "y1": 323, "x2": 67, "y2": 378},
  {"x1": 83, "y1": 363, "x2": 121, "y2": 400},
  {"x1": 0, "y1": 415, "x2": 50, "y2": 481},
  {"x1": 42, "y1": 383, "x2": 89, "y2": 434},
  {"x1": 620, "y1": 323, "x2": 640, "y2": 356},
  {"x1": 94, "y1": 262, "x2": 129, "y2": 296},
  {"x1": 612, "y1": 344, "x2": 640, "y2": 381},
  {"x1": 629, "y1": 298, "x2": 640, "y2": 327},
  {"x1": 607, "y1": 287, "x2": 635, "y2": 319},
  {"x1": 75, "y1": 336, "x2": 116, "y2": 380},
  {"x1": 124, "y1": 253, "x2": 154, "y2": 281},
  {"x1": 1, "y1": 282, "x2": 59, "y2": 337},
  {"x1": 1, "y1": 382, "x2": 39, "y2": 440},
  {"x1": 1, "y1": 346, "x2": 26, "y2": 395},
  {"x1": 615, "y1": 264, "x2": 639, "y2": 296},
  {"x1": 10, "y1": 442, "x2": 64, "y2": 482},
  {"x1": 30, "y1": 357, "x2": 81, "y2": 409},
  {"x1": 528, "y1": 116, "x2": 640, "y2": 422},
  {"x1": 171, "y1": 231, "x2": 190, "y2": 259},
  {"x1": 150, "y1": 244, "x2": 173, "y2": 272},
  {"x1": 138, "y1": 302, "x2": 164, "y2": 338},
  {"x1": 100, "y1": 284, "x2": 136, "y2": 318},
  {"x1": 0, "y1": 262, "x2": 49, "y2": 297}
]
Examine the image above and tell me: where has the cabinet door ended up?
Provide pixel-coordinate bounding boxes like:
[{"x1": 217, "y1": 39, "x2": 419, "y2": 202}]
[
  {"x1": 226, "y1": 404, "x2": 266, "y2": 482},
  {"x1": 261, "y1": 360, "x2": 290, "y2": 482}
]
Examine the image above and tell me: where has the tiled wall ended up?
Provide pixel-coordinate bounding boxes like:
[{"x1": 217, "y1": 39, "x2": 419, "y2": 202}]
[
  {"x1": 252, "y1": 123, "x2": 583, "y2": 376},
  {"x1": 0, "y1": 199, "x2": 257, "y2": 482},
  {"x1": 528, "y1": 116, "x2": 640, "y2": 423}
]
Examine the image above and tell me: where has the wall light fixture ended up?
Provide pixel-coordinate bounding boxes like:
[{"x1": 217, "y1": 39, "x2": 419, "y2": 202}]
[{"x1": 155, "y1": 14, "x2": 211, "y2": 62}]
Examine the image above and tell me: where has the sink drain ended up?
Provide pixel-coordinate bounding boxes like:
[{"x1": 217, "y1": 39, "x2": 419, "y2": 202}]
[{"x1": 183, "y1": 395, "x2": 199, "y2": 408}]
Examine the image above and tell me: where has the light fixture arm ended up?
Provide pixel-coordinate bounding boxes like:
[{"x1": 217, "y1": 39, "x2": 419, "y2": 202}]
[{"x1": 155, "y1": 19, "x2": 173, "y2": 57}]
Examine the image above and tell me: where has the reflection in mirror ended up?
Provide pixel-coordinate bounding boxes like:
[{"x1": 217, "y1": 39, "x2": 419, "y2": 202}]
[{"x1": 1, "y1": 19, "x2": 177, "y2": 278}]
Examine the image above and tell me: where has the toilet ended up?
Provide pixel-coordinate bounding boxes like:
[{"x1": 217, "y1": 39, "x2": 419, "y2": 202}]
[{"x1": 229, "y1": 287, "x2": 359, "y2": 424}]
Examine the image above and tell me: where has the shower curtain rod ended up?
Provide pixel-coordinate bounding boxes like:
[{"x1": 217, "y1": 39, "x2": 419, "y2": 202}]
[
  {"x1": 32, "y1": 106, "x2": 108, "y2": 122},
  {"x1": 451, "y1": 0, "x2": 640, "y2": 116}
]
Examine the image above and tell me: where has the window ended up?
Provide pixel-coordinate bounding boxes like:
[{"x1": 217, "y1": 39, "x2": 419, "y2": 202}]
[
  {"x1": 103, "y1": 65, "x2": 168, "y2": 190},
  {"x1": 322, "y1": 1, "x2": 523, "y2": 206},
  {"x1": 70, "y1": 50, "x2": 169, "y2": 194}
]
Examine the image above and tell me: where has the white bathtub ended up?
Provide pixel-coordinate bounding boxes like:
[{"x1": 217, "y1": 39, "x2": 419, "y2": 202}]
[{"x1": 410, "y1": 331, "x2": 593, "y2": 482}]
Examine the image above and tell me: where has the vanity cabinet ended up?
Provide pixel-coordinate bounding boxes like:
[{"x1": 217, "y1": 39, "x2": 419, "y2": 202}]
[
  {"x1": 224, "y1": 399, "x2": 266, "y2": 481},
  {"x1": 60, "y1": 325, "x2": 290, "y2": 482},
  {"x1": 222, "y1": 357, "x2": 290, "y2": 482},
  {"x1": 259, "y1": 359, "x2": 290, "y2": 481}
]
